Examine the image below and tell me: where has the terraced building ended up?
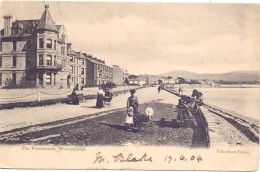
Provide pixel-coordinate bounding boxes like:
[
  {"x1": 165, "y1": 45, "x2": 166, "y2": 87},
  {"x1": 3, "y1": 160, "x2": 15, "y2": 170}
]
[{"x1": 0, "y1": 5, "x2": 71, "y2": 88}]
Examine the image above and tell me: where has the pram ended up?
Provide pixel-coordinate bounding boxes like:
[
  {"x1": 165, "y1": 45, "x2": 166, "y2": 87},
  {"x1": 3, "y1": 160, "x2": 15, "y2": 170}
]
[{"x1": 103, "y1": 95, "x2": 113, "y2": 106}]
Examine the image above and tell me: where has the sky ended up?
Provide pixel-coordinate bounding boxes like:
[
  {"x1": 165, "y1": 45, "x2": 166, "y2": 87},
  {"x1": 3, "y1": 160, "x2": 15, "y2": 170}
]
[{"x1": 1, "y1": 1, "x2": 260, "y2": 75}]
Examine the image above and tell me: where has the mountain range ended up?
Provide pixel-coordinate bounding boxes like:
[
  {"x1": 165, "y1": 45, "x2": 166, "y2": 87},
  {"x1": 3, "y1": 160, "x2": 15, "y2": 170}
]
[{"x1": 159, "y1": 70, "x2": 260, "y2": 82}]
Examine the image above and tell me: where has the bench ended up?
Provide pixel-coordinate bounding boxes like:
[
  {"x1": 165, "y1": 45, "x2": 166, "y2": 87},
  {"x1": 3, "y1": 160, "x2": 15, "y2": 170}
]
[{"x1": 67, "y1": 93, "x2": 84, "y2": 104}]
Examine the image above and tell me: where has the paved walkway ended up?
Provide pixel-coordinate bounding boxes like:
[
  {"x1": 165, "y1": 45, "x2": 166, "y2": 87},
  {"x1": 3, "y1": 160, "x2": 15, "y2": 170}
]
[{"x1": 0, "y1": 87, "x2": 179, "y2": 133}]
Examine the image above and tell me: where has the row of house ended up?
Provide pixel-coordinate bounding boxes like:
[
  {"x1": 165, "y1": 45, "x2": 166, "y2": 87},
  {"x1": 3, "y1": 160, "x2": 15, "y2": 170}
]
[
  {"x1": 128, "y1": 75, "x2": 163, "y2": 86},
  {"x1": 0, "y1": 5, "x2": 128, "y2": 89}
]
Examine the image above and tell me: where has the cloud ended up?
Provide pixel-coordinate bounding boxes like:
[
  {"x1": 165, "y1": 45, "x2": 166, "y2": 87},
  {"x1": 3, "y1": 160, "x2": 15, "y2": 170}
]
[{"x1": 1, "y1": 2, "x2": 259, "y2": 75}]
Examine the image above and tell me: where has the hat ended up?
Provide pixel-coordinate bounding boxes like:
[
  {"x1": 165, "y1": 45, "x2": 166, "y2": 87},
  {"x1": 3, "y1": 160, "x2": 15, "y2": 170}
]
[{"x1": 130, "y1": 89, "x2": 136, "y2": 94}]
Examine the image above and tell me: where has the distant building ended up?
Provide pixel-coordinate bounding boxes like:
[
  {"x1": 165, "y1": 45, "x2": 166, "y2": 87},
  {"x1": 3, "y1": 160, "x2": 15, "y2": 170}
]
[
  {"x1": 84, "y1": 54, "x2": 113, "y2": 87},
  {"x1": 0, "y1": 5, "x2": 70, "y2": 88},
  {"x1": 143, "y1": 75, "x2": 161, "y2": 85},
  {"x1": 113, "y1": 65, "x2": 128, "y2": 86},
  {"x1": 67, "y1": 43, "x2": 78, "y2": 88},
  {"x1": 129, "y1": 76, "x2": 146, "y2": 86},
  {"x1": 74, "y1": 52, "x2": 86, "y2": 88}
]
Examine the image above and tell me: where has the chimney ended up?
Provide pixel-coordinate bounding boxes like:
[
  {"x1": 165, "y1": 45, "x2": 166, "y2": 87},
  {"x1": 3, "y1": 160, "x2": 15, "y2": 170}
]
[
  {"x1": 87, "y1": 55, "x2": 92, "y2": 59},
  {"x1": 3, "y1": 15, "x2": 12, "y2": 37}
]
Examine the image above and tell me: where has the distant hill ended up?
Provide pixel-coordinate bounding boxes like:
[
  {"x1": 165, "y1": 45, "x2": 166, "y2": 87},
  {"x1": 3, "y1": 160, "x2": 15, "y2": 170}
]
[
  {"x1": 160, "y1": 70, "x2": 260, "y2": 82},
  {"x1": 160, "y1": 70, "x2": 197, "y2": 79}
]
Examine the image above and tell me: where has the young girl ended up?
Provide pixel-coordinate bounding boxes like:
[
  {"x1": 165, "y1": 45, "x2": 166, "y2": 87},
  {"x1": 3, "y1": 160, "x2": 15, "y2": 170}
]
[
  {"x1": 125, "y1": 89, "x2": 139, "y2": 130},
  {"x1": 125, "y1": 106, "x2": 134, "y2": 130}
]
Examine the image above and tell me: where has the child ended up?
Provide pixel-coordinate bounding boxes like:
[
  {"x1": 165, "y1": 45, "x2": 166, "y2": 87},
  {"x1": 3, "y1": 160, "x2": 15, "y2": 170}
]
[{"x1": 125, "y1": 106, "x2": 134, "y2": 130}]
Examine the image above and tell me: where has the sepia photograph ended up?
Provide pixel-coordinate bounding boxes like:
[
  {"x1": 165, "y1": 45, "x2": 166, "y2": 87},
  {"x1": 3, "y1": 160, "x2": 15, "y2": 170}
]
[{"x1": 0, "y1": 0, "x2": 259, "y2": 170}]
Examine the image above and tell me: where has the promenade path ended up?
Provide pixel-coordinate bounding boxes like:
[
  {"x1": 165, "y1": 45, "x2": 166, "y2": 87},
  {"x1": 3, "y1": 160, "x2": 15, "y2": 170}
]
[
  {"x1": 0, "y1": 87, "x2": 178, "y2": 133},
  {"x1": 0, "y1": 86, "x2": 138, "y2": 104},
  {"x1": 0, "y1": 87, "x2": 209, "y2": 147}
]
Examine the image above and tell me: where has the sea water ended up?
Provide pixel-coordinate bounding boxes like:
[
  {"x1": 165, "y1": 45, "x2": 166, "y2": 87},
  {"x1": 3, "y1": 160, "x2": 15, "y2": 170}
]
[{"x1": 181, "y1": 87, "x2": 260, "y2": 121}]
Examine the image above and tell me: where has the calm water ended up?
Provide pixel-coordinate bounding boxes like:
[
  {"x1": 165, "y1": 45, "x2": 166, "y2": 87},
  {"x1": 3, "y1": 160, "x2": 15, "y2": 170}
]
[{"x1": 181, "y1": 87, "x2": 260, "y2": 121}]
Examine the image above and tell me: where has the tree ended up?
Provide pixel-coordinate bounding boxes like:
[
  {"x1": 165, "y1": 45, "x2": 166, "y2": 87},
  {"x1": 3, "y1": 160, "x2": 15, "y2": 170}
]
[{"x1": 167, "y1": 76, "x2": 173, "y2": 79}]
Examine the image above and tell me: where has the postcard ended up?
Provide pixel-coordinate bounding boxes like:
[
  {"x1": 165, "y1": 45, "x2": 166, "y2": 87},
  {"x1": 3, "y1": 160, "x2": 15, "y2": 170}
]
[{"x1": 0, "y1": 1, "x2": 259, "y2": 171}]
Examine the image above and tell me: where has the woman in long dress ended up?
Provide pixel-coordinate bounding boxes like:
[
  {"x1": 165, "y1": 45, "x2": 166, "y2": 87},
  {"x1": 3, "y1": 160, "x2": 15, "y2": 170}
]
[
  {"x1": 125, "y1": 89, "x2": 139, "y2": 130},
  {"x1": 96, "y1": 87, "x2": 104, "y2": 108}
]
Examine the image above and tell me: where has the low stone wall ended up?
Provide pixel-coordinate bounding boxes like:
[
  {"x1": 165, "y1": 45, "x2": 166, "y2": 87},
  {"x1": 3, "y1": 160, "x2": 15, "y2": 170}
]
[
  {"x1": 163, "y1": 87, "x2": 210, "y2": 147},
  {"x1": 0, "y1": 86, "x2": 144, "y2": 110}
]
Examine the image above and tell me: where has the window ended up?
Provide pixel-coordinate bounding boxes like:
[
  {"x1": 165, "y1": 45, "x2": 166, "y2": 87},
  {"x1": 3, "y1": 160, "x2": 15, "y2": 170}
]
[
  {"x1": 62, "y1": 60, "x2": 66, "y2": 68},
  {"x1": 27, "y1": 28, "x2": 33, "y2": 34},
  {"x1": 27, "y1": 40, "x2": 32, "y2": 50},
  {"x1": 70, "y1": 57, "x2": 73, "y2": 62},
  {"x1": 26, "y1": 56, "x2": 31, "y2": 66},
  {"x1": 54, "y1": 73, "x2": 56, "y2": 84},
  {"x1": 62, "y1": 34, "x2": 65, "y2": 42},
  {"x1": 54, "y1": 56, "x2": 57, "y2": 66},
  {"x1": 81, "y1": 60, "x2": 84, "y2": 65},
  {"x1": 71, "y1": 66, "x2": 73, "y2": 73},
  {"x1": 38, "y1": 73, "x2": 43, "y2": 85},
  {"x1": 46, "y1": 55, "x2": 52, "y2": 65},
  {"x1": 0, "y1": 73, "x2": 2, "y2": 86},
  {"x1": 0, "y1": 57, "x2": 2, "y2": 67},
  {"x1": 46, "y1": 39, "x2": 52, "y2": 49},
  {"x1": 12, "y1": 73, "x2": 16, "y2": 85},
  {"x1": 54, "y1": 40, "x2": 56, "y2": 49},
  {"x1": 12, "y1": 28, "x2": 18, "y2": 34},
  {"x1": 61, "y1": 47, "x2": 64, "y2": 55},
  {"x1": 13, "y1": 41, "x2": 17, "y2": 51},
  {"x1": 81, "y1": 68, "x2": 84, "y2": 75},
  {"x1": 12, "y1": 56, "x2": 16, "y2": 67},
  {"x1": 39, "y1": 38, "x2": 44, "y2": 48},
  {"x1": 39, "y1": 54, "x2": 43, "y2": 65},
  {"x1": 81, "y1": 78, "x2": 84, "y2": 85},
  {"x1": 46, "y1": 73, "x2": 51, "y2": 85}
]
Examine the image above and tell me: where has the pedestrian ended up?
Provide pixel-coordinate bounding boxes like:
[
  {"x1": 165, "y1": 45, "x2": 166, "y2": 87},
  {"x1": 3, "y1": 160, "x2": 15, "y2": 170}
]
[
  {"x1": 158, "y1": 85, "x2": 161, "y2": 93},
  {"x1": 179, "y1": 86, "x2": 183, "y2": 96},
  {"x1": 125, "y1": 106, "x2": 134, "y2": 130},
  {"x1": 191, "y1": 89, "x2": 203, "y2": 106},
  {"x1": 96, "y1": 87, "x2": 104, "y2": 108},
  {"x1": 126, "y1": 89, "x2": 139, "y2": 129},
  {"x1": 71, "y1": 88, "x2": 79, "y2": 105},
  {"x1": 127, "y1": 89, "x2": 139, "y2": 116}
]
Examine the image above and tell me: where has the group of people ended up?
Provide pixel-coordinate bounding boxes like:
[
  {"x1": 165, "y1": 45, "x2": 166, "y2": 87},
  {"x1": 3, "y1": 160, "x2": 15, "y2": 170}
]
[
  {"x1": 125, "y1": 89, "x2": 139, "y2": 131},
  {"x1": 96, "y1": 87, "x2": 113, "y2": 108},
  {"x1": 191, "y1": 89, "x2": 203, "y2": 106}
]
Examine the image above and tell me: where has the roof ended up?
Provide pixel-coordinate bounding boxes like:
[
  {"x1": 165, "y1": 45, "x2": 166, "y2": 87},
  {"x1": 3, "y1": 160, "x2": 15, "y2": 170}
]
[
  {"x1": 67, "y1": 49, "x2": 76, "y2": 56},
  {"x1": 55, "y1": 25, "x2": 62, "y2": 31},
  {"x1": 75, "y1": 52, "x2": 86, "y2": 59},
  {"x1": 5, "y1": 20, "x2": 40, "y2": 38},
  {"x1": 36, "y1": 5, "x2": 58, "y2": 33},
  {"x1": 84, "y1": 55, "x2": 106, "y2": 65},
  {"x1": 12, "y1": 21, "x2": 23, "y2": 29}
]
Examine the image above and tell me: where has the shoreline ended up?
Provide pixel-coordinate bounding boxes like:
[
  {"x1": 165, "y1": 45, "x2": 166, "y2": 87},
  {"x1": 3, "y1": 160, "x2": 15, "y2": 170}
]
[
  {"x1": 163, "y1": 87, "x2": 259, "y2": 146},
  {"x1": 170, "y1": 84, "x2": 260, "y2": 88}
]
